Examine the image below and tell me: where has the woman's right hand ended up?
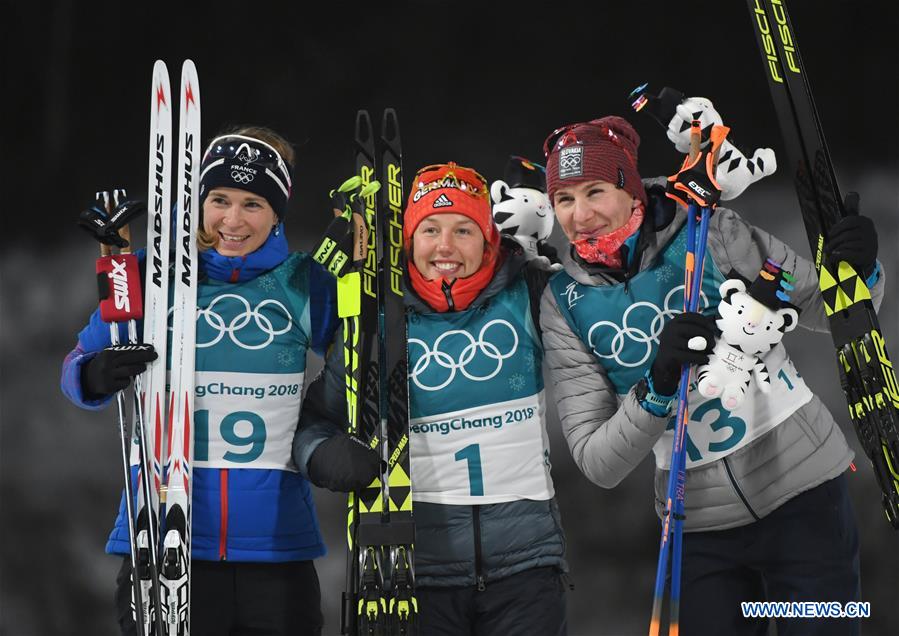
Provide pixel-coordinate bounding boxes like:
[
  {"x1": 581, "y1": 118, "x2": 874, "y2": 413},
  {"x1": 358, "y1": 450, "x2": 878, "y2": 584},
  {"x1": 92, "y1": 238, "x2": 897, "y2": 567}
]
[{"x1": 81, "y1": 343, "x2": 157, "y2": 397}]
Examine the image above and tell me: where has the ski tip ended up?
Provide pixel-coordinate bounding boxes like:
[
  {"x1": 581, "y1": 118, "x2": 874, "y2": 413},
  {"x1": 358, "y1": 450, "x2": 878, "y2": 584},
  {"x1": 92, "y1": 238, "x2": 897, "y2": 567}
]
[
  {"x1": 151, "y1": 62, "x2": 171, "y2": 113},
  {"x1": 355, "y1": 110, "x2": 373, "y2": 142},
  {"x1": 381, "y1": 108, "x2": 400, "y2": 141},
  {"x1": 180, "y1": 60, "x2": 200, "y2": 112}
]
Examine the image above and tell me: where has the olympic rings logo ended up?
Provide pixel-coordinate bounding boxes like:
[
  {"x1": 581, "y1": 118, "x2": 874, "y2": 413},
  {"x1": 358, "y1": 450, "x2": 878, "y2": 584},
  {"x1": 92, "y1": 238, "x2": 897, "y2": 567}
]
[
  {"x1": 193, "y1": 293, "x2": 292, "y2": 350},
  {"x1": 231, "y1": 171, "x2": 254, "y2": 184},
  {"x1": 587, "y1": 285, "x2": 709, "y2": 367},
  {"x1": 408, "y1": 319, "x2": 519, "y2": 391},
  {"x1": 560, "y1": 155, "x2": 581, "y2": 170}
]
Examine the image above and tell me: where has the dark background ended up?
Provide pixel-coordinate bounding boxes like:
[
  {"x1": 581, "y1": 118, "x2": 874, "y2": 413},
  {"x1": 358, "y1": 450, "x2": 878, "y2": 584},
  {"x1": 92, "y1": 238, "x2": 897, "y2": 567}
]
[{"x1": 2, "y1": 1, "x2": 897, "y2": 634}]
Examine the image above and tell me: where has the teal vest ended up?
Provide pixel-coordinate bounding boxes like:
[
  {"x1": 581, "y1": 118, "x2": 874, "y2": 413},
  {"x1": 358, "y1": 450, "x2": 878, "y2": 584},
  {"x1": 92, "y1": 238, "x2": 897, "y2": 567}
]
[
  {"x1": 549, "y1": 225, "x2": 725, "y2": 395},
  {"x1": 407, "y1": 277, "x2": 553, "y2": 504},
  {"x1": 192, "y1": 253, "x2": 312, "y2": 470},
  {"x1": 408, "y1": 277, "x2": 543, "y2": 418}
]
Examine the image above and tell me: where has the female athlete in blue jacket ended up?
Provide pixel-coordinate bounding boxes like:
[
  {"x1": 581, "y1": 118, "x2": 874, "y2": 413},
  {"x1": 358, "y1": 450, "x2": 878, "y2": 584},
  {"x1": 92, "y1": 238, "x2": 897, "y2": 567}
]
[{"x1": 62, "y1": 126, "x2": 379, "y2": 636}]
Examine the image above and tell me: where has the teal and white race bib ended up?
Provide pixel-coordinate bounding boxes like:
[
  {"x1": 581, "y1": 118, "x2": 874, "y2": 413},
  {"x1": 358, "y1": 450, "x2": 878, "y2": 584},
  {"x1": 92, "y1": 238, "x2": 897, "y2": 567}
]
[
  {"x1": 192, "y1": 370, "x2": 304, "y2": 471},
  {"x1": 410, "y1": 391, "x2": 553, "y2": 505},
  {"x1": 653, "y1": 345, "x2": 812, "y2": 469}
]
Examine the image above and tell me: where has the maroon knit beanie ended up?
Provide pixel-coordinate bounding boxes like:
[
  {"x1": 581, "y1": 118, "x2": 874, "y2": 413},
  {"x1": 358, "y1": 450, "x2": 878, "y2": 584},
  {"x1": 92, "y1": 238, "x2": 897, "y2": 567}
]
[{"x1": 543, "y1": 115, "x2": 647, "y2": 206}]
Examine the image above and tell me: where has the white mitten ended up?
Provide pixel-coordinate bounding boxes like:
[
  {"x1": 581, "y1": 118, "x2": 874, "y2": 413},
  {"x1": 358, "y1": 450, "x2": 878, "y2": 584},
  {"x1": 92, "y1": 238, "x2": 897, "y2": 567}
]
[
  {"x1": 667, "y1": 98, "x2": 723, "y2": 153},
  {"x1": 715, "y1": 140, "x2": 777, "y2": 200},
  {"x1": 530, "y1": 254, "x2": 564, "y2": 273}
]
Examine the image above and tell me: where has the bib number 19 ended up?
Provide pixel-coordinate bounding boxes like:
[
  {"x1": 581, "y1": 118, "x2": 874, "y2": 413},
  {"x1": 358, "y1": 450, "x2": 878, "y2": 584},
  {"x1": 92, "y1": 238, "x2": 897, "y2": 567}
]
[{"x1": 195, "y1": 409, "x2": 267, "y2": 463}]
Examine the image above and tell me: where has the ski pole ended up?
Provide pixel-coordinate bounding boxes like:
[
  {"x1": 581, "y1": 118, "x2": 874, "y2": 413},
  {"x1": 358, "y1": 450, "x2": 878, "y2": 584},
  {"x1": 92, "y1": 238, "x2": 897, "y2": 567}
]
[
  {"x1": 108, "y1": 188, "x2": 166, "y2": 636},
  {"x1": 94, "y1": 189, "x2": 152, "y2": 636},
  {"x1": 649, "y1": 120, "x2": 726, "y2": 636}
]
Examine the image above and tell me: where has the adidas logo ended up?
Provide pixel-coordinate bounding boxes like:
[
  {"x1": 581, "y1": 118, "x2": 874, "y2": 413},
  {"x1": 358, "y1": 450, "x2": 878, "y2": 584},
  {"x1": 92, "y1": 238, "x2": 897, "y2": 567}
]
[{"x1": 432, "y1": 193, "x2": 453, "y2": 208}]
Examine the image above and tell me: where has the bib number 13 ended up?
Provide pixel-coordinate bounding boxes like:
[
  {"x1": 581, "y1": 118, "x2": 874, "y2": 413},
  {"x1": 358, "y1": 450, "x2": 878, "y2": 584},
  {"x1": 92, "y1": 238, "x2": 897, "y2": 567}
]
[{"x1": 195, "y1": 409, "x2": 267, "y2": 463}]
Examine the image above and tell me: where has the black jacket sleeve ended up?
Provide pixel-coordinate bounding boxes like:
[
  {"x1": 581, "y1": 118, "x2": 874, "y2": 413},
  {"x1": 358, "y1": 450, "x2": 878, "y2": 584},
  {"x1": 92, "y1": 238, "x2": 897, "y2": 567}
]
[{"x1": 292, "y1": 323, "x2": 350, "y2": 479}]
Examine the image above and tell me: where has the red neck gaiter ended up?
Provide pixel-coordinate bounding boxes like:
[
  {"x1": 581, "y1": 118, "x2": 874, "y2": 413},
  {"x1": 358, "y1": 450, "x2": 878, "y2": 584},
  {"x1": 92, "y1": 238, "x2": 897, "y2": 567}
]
[
  {"x1": 408, "y1": 250, "x2": 499, "y2": 312},
  {"x1": 572, "y1": 203, "x2": 644, "y2": 268}
]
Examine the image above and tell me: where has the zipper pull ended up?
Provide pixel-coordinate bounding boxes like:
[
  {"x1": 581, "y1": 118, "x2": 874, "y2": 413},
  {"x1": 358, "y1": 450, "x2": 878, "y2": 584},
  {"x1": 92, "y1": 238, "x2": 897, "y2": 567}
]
[
  {"x1": 441, "y1": 279, "x2": 455, "y2": 311},
  {"x1": 477, "y1": 575, "x2": 486, "y2": 592}
]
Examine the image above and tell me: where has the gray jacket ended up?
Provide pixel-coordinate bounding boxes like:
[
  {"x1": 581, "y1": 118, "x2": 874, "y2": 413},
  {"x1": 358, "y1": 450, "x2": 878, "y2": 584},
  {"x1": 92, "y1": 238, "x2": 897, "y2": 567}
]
[
  {"x1": 297, "y1": 243, "x2": 567, "y2": 588},
  {"x1": 540, "y1": 181, "x2": 885, "y2": 531}
]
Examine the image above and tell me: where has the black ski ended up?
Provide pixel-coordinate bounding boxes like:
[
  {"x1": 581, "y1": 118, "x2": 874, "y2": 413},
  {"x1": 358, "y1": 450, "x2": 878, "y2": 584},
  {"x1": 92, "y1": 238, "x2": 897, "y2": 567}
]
[
  {"x1": 746, "y1": 0, "x2": 899, "y2": 528},
  {"x1": 323, "y1": 110, "x2": 415, "y2": 635},
  {"x1": 349, "y1": 109, "x2": 386, "y2": 636},
  {"x1": 376, "y1": 109, "x2": 416, "y2": 635}
]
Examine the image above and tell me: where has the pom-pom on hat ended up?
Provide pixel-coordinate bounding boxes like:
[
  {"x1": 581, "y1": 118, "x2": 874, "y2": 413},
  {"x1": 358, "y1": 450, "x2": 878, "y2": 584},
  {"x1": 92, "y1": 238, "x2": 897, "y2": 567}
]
[
  {"x1": 543, "y1": 115, "x2": 647, "y2": 206},
  {"x1": 403, "y1": 162, "x2": 499, "y2": 251}
]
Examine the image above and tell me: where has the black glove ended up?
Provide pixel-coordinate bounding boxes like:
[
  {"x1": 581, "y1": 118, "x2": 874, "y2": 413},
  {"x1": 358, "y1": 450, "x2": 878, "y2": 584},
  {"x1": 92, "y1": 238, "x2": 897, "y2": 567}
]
[
  {"x1": 82, "y1": 343, "x2": 157, "y2": 397},
  {"x1": 310, "y1": 177, "x2": 375, "y2": 278},
  {"x1": 650, "y1": 312, "x2": 716, "y2": 395},
  {"x1": 311, "y1": 210, "x2": 357, "y2": 278},
  {"x1": 536, "y1": 240, "x2": 561, "y2": 265},
  {"x1": 307, "y1": 433, "x2": 383, "y2": 493},
  {"x1": 78, "y1": 197, "x2": 147, "y2": 248},
  {"x1": 825, "y1": 192, "x2": 878, "y2": 278}
]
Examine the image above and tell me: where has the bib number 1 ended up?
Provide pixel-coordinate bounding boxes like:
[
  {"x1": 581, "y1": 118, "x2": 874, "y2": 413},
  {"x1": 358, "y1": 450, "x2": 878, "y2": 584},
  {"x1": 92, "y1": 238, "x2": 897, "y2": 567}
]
[{"x1": 454, "y1": 443, "x2": 484, "y2": 496}]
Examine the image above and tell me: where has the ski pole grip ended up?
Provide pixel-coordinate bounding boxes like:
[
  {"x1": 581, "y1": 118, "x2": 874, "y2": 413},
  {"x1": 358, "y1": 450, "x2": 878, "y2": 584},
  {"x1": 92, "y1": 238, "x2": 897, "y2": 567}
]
[
  {"x1": 119, "y1": 224, "x2": 132, "y2": 255},
  {"x1": 96, "y1": 253, "x2": 144, "y2": 322},
  {"x1": 688, "y1": 120, "x2": 702, "y2": 163}
]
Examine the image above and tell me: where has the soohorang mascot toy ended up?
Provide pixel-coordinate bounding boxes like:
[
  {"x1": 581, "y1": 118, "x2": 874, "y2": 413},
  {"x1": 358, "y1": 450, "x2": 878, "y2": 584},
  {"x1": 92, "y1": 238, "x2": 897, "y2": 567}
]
[
  {"x1": 696, "y1": 260, "x2": 799, "y2": 410},
  {"x1": 490, "y1": 156, "x2": 560, "y2": 271},
  {"x1": 632, "y1": 84, "x2": 778, "y2": 201}
]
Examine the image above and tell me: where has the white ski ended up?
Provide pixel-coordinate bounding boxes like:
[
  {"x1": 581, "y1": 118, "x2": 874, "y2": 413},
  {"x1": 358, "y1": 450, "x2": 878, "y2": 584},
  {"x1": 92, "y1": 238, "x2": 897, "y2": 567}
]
[
  {"x1": 134, "y1": 59, "x2": 172, "y2": 636},
  {"x1": 160, "y1": 58, "x2": 200, "y2": 636}
]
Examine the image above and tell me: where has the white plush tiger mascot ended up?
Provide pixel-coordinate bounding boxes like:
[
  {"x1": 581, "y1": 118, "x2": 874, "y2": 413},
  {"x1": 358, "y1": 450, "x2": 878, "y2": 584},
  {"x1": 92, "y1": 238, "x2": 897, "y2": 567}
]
[
  {"x1": 491, "y1": 155, "x2": 559, "y2": 270},
  {"x1": 697, "y1": 261, "x2": 799, "y2": 410},
  {"x1": 665, "y1": 96, "x2": 777, "y2": 200},
  {"x1": 630, "y1": 85, "x2": 777, "y2": 200}
]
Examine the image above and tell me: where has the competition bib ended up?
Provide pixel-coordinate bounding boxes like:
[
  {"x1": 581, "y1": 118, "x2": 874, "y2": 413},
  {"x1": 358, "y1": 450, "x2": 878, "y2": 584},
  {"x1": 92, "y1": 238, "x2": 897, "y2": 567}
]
[
  {"x1": 653, "y1": 345, "x2": 812, "y2": 469},
  {"x1": 192, "y1": 370, "x2": 304, "y2": 471},
  {"x1": 129, "y1": 257, "x2": 314, "y2": 473},
  {"x1": 410, "y1": 391, "x2": 554, "y2": 505}
]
